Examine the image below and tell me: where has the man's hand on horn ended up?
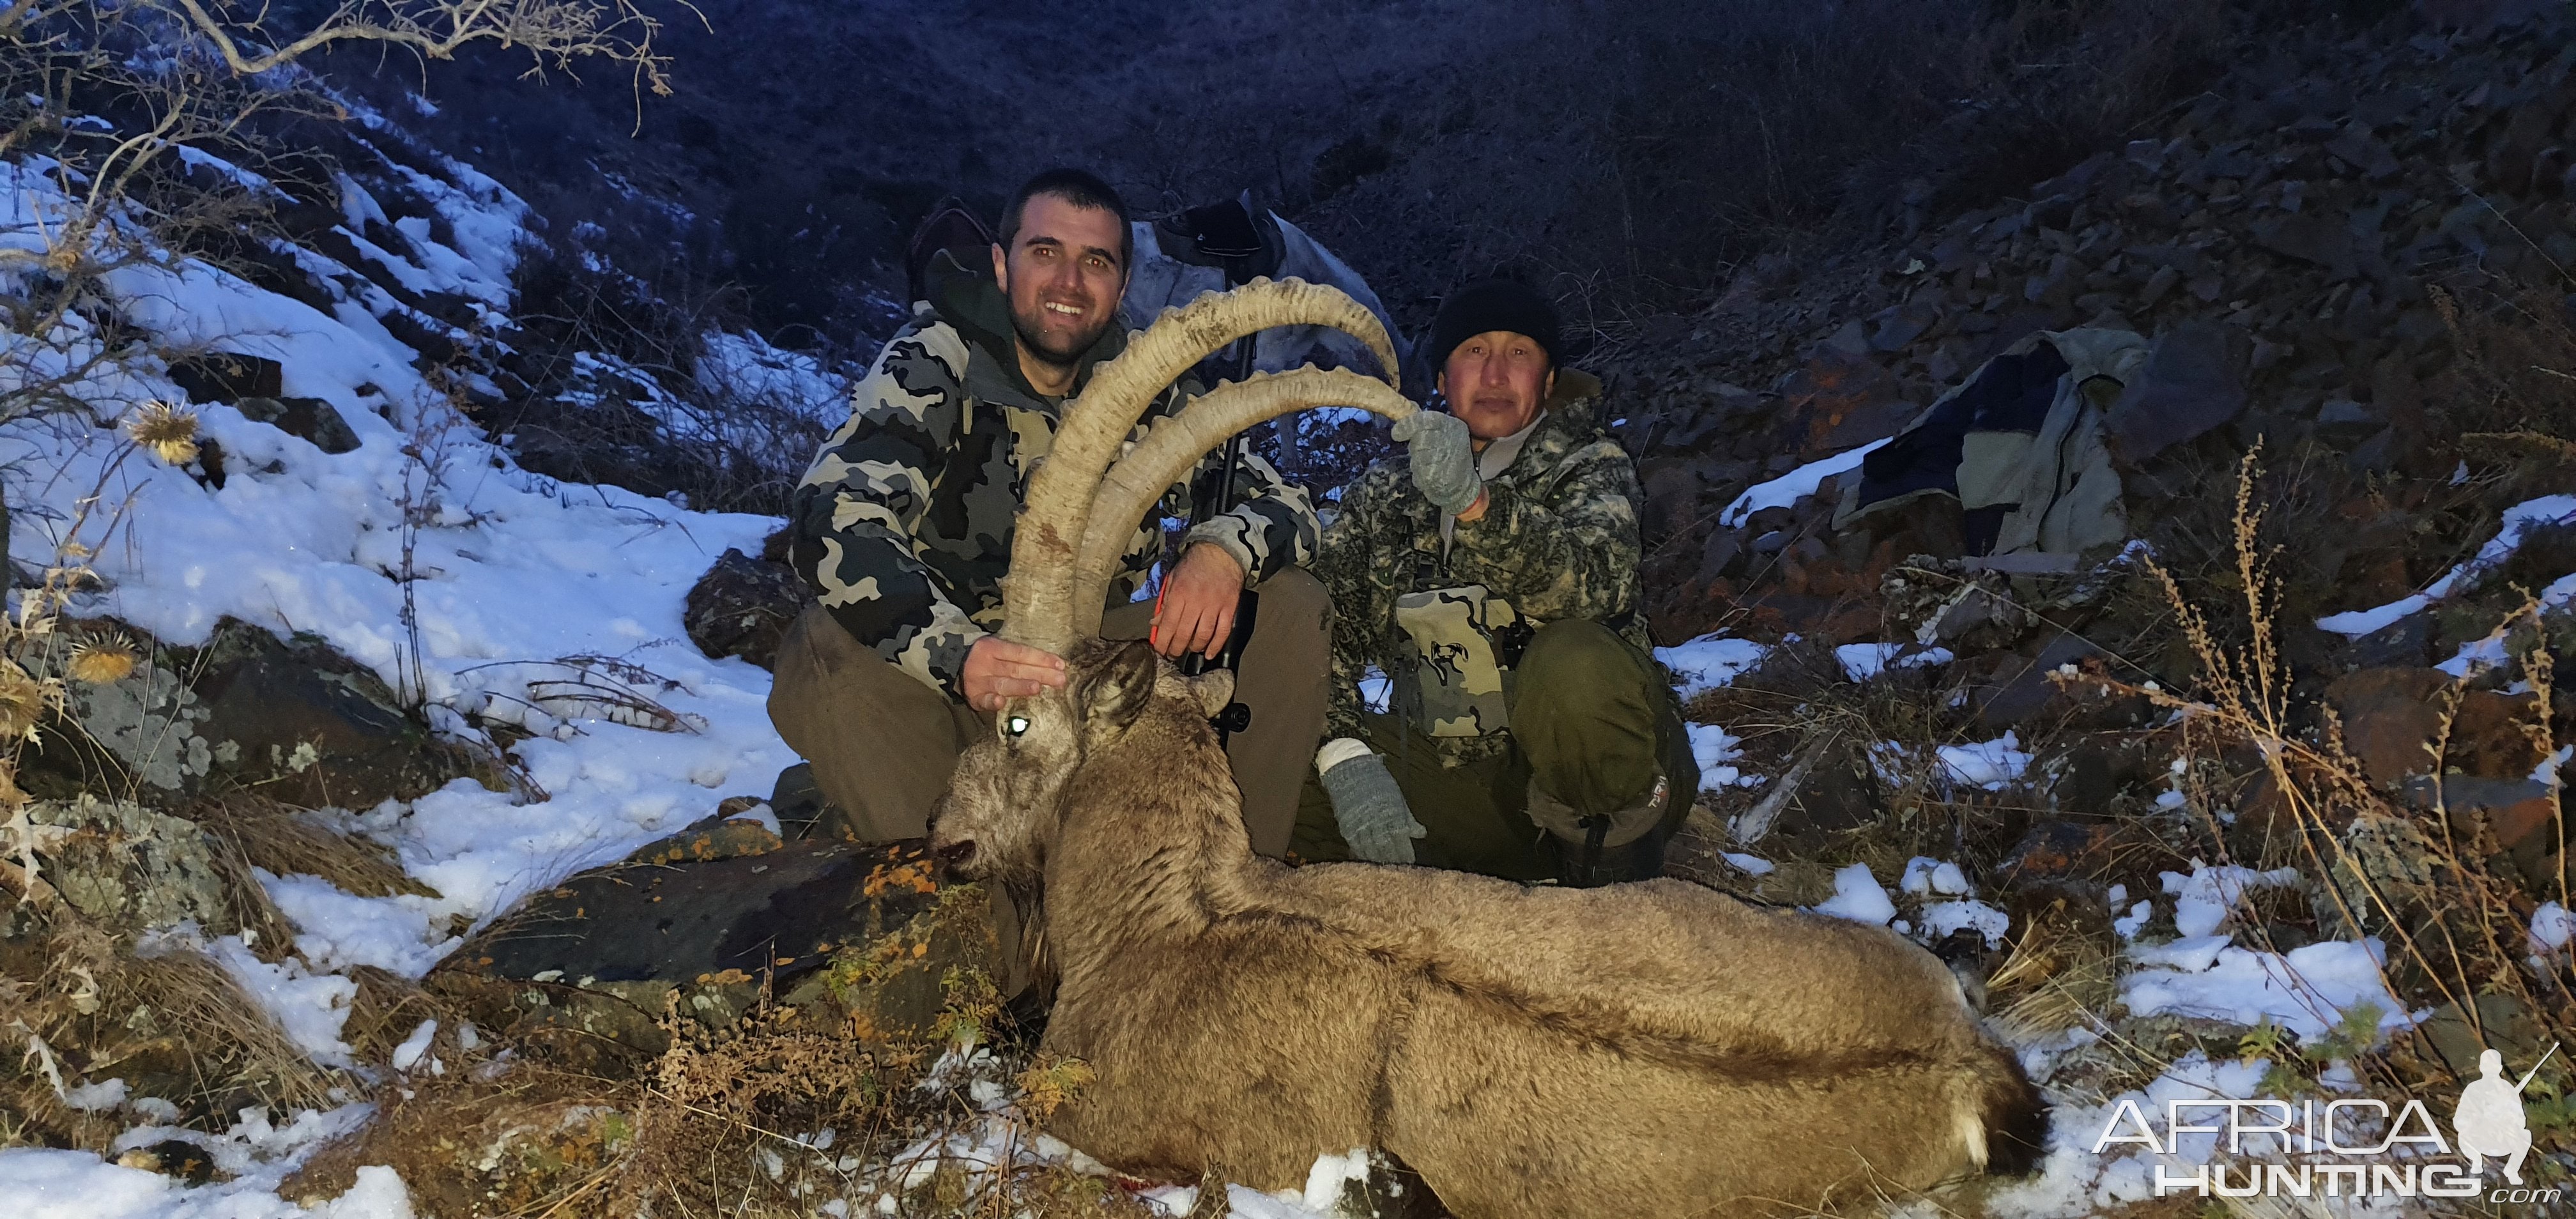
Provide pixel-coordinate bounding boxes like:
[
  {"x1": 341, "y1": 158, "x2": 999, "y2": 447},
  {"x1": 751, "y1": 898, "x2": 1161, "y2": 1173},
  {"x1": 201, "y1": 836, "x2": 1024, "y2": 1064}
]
[
  {"x1": 963, "y1": 637, "x2": 1068, "y2": 713},
  {"x1": 1151, "y1": 542, "x2": 1246, "y2": 660}
]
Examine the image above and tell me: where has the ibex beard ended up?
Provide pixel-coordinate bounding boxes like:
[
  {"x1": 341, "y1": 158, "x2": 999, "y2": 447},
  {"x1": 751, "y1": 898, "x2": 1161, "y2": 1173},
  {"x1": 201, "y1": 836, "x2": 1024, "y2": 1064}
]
[{"x1": 930, "y1": 639, "x2": 2049, "y2": 1218}]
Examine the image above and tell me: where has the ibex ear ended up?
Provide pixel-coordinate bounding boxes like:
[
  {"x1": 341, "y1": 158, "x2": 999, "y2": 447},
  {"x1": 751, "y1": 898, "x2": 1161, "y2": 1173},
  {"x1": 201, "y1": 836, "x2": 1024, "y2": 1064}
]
[
  {"x1": 1074, "y1": 640, "x2": 1162, "y2": 730},
  {"x1": 1186, "y1": 669, "x2": 1234, "y2": 717}
]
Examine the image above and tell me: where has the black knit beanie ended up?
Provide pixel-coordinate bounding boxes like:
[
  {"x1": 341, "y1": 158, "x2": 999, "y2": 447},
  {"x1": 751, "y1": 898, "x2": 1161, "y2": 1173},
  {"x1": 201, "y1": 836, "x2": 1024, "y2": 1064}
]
[{"x1": 1429, "y1": 279, "x2": 1561, "y2": 370}]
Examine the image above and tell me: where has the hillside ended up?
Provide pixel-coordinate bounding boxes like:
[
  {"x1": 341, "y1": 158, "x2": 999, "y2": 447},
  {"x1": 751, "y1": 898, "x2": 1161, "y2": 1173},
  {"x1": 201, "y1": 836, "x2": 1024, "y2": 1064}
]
[{"x1": 1, "y1": 0, "x2": 2572, "y2": 1216}]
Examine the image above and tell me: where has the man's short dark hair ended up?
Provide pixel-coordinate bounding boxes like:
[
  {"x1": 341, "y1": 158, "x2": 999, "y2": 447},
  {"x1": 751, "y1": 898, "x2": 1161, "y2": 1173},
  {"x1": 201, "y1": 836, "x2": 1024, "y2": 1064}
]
[{"x1": 999, "y1": 168, "x2": 1133, "y2": 272}]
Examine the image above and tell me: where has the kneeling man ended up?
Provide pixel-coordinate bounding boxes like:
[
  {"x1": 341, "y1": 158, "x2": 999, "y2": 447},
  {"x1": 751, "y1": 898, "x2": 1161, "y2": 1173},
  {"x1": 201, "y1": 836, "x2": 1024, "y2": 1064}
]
[
  {"x1": 770, "y1": 169, "x2": 1330, "y2": 855},
  {"x1": 1294, "y1": 279, "x2": 1696, "y2": 885}
]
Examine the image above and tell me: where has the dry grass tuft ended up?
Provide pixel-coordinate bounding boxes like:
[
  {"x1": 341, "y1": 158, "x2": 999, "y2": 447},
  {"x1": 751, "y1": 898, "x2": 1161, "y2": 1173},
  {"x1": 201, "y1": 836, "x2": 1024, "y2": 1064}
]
[
  {"x1": 116, "y1": 942, "x2": 342, "y2": 1111},
  {"x1": 1988, "y1": 900, "x2": 2119, "y2": 1042},
  {"x1": 198, "y1": 795, "x2": 435, "y2": 901},
  {"x1": 3, "y1": 912, "x2": 345, "y2": 1155}
]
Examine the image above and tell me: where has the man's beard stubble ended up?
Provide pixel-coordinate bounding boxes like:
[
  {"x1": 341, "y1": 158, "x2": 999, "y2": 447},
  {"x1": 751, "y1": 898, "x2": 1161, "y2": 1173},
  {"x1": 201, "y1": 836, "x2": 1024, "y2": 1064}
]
[{"x1": 1010, "y1": 301, "x2": 1112, "y2": 372}]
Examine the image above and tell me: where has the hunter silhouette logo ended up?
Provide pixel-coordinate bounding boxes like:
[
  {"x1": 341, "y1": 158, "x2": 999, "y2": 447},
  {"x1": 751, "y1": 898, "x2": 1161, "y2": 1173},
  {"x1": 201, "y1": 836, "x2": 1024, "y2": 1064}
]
[
  {"x1": 2094, "y1": 1042, "x2": 2563, "y2": 1205},
  {"x1": 2456, "y1": 1045, "x2": 2554, "y2": 1187}
]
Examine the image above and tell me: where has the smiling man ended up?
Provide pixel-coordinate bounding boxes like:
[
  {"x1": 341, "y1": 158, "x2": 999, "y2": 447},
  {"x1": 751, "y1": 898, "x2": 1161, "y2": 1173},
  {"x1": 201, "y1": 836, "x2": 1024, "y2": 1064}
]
[
  {"x1": 770, "y1": 169, "x2": 1328, "y2": 854},
  {"x1": 1296, "y1": 278, "x2": 1698, "y2": 886}
]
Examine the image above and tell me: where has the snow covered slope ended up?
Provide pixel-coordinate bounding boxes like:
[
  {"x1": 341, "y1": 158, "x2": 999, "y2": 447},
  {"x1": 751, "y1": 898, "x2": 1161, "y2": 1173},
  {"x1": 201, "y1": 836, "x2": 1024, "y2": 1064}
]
[{"x1": 1, "y1": 107, "x2": 810, "y2": 1212}]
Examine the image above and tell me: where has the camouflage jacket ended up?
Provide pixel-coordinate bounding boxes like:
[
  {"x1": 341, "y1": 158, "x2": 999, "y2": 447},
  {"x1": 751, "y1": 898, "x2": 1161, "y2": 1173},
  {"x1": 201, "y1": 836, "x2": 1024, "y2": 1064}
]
[
  {"x1": 1314, "y1": 371, "x2": 1647, "y2": 766},
  {"x1": 789, "y1": 259, "x2": 1319, "y2": 700}
]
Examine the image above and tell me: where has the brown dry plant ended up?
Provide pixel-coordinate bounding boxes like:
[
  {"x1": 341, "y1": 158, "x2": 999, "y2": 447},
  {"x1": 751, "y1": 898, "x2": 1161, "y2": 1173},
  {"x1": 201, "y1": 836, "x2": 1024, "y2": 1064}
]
[{"x1": 2101, "y1": 449, "x2": 2571, "y2": 1119}]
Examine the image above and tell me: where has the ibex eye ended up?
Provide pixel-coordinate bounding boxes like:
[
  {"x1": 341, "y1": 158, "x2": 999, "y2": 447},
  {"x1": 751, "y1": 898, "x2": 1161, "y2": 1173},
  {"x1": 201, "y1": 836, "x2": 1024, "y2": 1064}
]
[{"x1": 1004, "y1": 715, "x2": 1031, "y2": 737}]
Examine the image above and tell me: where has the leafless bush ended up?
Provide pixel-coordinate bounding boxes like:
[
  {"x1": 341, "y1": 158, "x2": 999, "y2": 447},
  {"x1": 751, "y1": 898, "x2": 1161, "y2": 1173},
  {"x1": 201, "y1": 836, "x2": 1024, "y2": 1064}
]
[
  {"x1": 2120, "y1": 452, "x2": 2570, "y2": 1112},
  {"x1": 2437, "y1": 281, "x2": 2576, "y2": 500},
  {"x1": 0, "y1": 0, "x2": 676, "y2": 427},
  {"x1": 493, "y1": 237, "x2": 852, "y2": 514}
]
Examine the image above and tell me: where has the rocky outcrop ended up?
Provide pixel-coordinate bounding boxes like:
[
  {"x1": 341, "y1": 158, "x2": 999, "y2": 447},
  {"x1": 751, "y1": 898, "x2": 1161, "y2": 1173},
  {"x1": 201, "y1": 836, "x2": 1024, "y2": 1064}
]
[
  {"x1": 1624, "y1": 9, "x2": 2576, "y2": 650},
  {"x1": 443, "y1": 834, "x2": 999, "y2": 1052},
  {"x1": 17, "y1": 796, "x2": 233, "y2": 933},
  {"x1": 18, "y1": 618, "x2": 504, "y2": 810}
]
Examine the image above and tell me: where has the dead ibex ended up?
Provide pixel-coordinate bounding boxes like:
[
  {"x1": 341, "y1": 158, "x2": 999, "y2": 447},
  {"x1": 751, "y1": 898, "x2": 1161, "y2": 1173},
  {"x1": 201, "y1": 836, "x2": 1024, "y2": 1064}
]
[{"x1": 933, "y1": 280, "x2": 2047, "y2": 1216}]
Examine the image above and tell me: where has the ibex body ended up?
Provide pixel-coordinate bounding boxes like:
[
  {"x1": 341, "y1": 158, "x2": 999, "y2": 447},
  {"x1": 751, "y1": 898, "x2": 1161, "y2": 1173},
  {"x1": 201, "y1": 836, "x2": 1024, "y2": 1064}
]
[
  {"x1": 934, "y1": 641, "x2": 2047, "y2": 1218},
  {"x1": 942, "y1": 278, "x2": 2044, "y2": 1215}
]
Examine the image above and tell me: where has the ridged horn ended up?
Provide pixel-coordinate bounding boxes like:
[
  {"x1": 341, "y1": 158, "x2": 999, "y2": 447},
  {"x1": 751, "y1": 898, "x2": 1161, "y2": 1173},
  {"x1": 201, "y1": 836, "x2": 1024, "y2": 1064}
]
[
  {"x1": 1000, "y1": 279, "x2": 1400, "y2": 656},
  {"x1": 1071, "y1": 367, "x2": 1418, "y2": 634}
]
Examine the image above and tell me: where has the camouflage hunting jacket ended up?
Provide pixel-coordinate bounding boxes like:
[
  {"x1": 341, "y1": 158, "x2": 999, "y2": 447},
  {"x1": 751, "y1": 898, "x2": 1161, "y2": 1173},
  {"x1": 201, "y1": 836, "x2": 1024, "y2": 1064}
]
[
  {"x1": 789, "y1": 260, "x2": 1319, "y2": 700},
  {"x1": 1314, "y1": 371, "x2": 1647, "y2": 766}
]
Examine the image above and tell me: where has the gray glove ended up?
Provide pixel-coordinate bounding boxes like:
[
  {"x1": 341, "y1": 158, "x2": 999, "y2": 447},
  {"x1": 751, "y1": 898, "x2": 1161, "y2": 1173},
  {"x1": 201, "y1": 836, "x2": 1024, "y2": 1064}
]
[
  {"x1": 1317, "y1": 751, "x2": 1427, "y2": 864},
  {"x1": 1390, "y1": 410, "x2": 1482, "y2": 516}
]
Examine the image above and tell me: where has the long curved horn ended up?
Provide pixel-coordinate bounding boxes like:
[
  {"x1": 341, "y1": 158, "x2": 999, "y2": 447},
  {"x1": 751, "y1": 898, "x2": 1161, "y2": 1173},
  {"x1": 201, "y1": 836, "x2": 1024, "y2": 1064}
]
[
  {"x1": 1073, "y1": 368, "x2": 1418, "y2": 632},
  {"x1": 1000, "y1": 280, "x2": 1400, "y2": 657}
]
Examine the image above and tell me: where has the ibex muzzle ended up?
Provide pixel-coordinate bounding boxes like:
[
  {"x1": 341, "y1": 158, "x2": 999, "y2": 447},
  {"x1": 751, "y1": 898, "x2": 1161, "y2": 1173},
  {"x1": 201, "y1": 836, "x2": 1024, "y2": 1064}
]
[{"x1": 929, "y1": 280, "x2": 2046, "y2": 1215}]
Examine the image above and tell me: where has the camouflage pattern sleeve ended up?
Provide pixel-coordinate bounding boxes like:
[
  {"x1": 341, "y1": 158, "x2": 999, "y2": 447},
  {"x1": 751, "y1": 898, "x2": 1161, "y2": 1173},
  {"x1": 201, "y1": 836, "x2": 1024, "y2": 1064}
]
[
  {"x1": 787, "y1": 321, "x2": 986, "y2": 700},
  {"x1": 1448, "y1": 438, "x2": 1643, "y2": 625},
  {"x1": 1180, "y1": 442, "x2": 1321, "y2": 583},
  {"x1": 1312, "y1": 463, "x2": 1409, "y2": 744}
]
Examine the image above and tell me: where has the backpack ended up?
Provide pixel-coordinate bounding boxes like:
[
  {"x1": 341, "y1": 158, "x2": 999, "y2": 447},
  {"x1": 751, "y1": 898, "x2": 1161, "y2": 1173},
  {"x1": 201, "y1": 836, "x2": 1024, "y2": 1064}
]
[{"x1": 904, "y1": 197, "x2": 995, "y2": 309}]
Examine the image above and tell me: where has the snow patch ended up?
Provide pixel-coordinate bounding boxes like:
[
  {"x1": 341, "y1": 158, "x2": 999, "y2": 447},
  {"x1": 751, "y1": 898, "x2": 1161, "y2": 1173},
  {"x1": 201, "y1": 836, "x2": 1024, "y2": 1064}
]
[
  {"x1": 1813, "y1": 863, "x2": 1897, "y2": 926},
  {"x1": 1919, "y1": 900, "x2": 2010, "y2": 947},
  {"x1": 2531, "y1": 901, "x2": 2574, "y2": 955},
  {"x1": 1936, "y1": 732, "x2": 2030, "y2": 789},
  {"x1": 1685, "y1": 721, "x2": 1754, "y2": 790},
  {"x1": 1718, "y1": 438, "x2": 1889, "y2": 528},
  {"x1": 1900, "y1": 856, "x2": 1970, "y2": 896},
  {"x1": 1655, "y1": 632, "x2": 1765, "y2": 699},
  {"x1": 2317, "y1": 493, "x2": 2576, "y2": 636},
  {"x1": 1835, "y1": 642, "x2": 1952, "y2": 682}
]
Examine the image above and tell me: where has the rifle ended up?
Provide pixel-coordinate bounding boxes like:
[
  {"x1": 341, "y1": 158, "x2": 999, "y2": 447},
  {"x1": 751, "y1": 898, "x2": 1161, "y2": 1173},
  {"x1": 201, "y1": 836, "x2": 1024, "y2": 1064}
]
[{"x1": 1155, "y1": 194, "x2": 1282, "y2": 741}]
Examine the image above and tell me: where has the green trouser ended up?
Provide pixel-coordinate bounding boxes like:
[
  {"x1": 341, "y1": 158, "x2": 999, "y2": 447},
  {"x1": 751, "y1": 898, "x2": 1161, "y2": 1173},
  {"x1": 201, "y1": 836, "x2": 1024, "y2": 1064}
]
[{"x1": 1291, "y1": 620, "x2": 1699, "y2": 884}]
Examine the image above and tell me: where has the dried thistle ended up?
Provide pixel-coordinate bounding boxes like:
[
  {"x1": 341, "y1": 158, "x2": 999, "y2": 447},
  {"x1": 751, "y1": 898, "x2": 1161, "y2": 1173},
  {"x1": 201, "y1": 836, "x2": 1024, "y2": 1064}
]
[
  {"x1": 0, "y1": 659, "x2": 56, "y2": 740},
  {"x1": 124, "y1": 401, "x2": 201, "y2": 466},
  {"x1": 66, "y1": 641, "x2": 137, "y2": 685}
]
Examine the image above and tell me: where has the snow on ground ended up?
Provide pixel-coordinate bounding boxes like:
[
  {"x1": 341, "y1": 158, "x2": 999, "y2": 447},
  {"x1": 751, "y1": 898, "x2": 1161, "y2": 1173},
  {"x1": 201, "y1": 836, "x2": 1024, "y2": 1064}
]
[
  {"x1": 1655, "y1": 632, "x2": 1765, "y2": 700},
  {"x1": 1685, "y1": 721, "x2": 1758, "y2": 790},
  {"x1": 3, "y1": 117, "x2": 2504, "y2": 1219},
  {"x1": 2123, "y1": 938, "x2": 2414, "y2": 1043},
  {"x1": 696, "y1": 328, "x2": 853, "y2": 427},
  {"x1": 2315, "y1": 493, "x2": 2576, "y2": 636},
  {"x1": 2531, "y1": 901, "x2": 2574, "y2": 955},
  {"x1": 1813, "y1": 862, "x2": 1899, "y2": 925},
  {"x1": 1986, "y1": 859, "x2": 2437, "y2": 1217},
  {"x1": 2436, "y1": 567, "x2": 2576, "y2": 677},
  {"x1": 2113, "y1": 864, "x2": 2418, "y2": 1042},
  {"x1": 0, "y1": 1105, "x2": 387, "y2": 1219},
  {"x1": 1936, "y1": 731, "x2": 2032, "y2": 790},
  {"x1": 1657, "y1": 634, "x2": 1765, "y2": 790},
  {"x1": 1717, "y1": 437, "x2": 1889, "y2": 528},
  {"x1": 1835, "y1": 641, "x2": 1952, "y2": 682},
  {"x1": 1900, "y1": 857, "x2": 1971, "y2": 896},
  {"x1": 3, "y1": 144, "x2": 788, "y2": 1214}
]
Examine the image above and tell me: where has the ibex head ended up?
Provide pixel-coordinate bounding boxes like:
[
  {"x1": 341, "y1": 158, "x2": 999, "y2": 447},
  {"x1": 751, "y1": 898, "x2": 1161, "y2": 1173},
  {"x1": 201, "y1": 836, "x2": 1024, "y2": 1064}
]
[
  {"x1": 926, "y1": 278, "x2": 1413, "y2": 880},
  {"x1": 930, "y1": 641, "x2": 1235, "y2": 884}
]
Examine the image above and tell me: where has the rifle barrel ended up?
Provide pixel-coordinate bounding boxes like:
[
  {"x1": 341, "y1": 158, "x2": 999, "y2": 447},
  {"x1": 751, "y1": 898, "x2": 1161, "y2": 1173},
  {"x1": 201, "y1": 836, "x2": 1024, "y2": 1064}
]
[{"x1": 2513, "y1": 1041, "x2": 2561, "y2": 1092}]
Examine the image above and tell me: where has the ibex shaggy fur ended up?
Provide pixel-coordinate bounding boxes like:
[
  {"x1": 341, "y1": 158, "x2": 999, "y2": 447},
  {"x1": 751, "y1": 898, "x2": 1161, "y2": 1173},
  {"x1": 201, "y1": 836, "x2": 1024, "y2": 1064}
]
[{"x1": 931, "y1": 640, "x2": 2048, "y2": 1218}]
